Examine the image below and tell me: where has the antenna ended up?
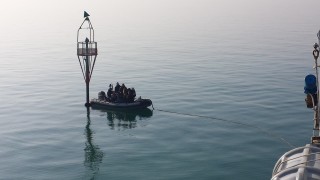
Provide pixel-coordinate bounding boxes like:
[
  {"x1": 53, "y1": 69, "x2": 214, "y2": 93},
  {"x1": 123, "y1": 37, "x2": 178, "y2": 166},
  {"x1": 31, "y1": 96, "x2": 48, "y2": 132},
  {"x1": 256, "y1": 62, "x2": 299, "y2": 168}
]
[{"x1": 77, "y1": 11, "x2": 98, "y2": 107}]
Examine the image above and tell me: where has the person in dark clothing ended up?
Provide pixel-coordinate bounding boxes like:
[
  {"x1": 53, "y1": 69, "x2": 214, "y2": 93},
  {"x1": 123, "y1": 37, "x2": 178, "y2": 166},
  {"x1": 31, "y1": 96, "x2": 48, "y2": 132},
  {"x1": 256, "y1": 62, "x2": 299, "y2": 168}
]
[
  {"x1": 123, "y1": 86, "x2": 128, "y2": 98},
  {"x1": 107, "y1": 86, "x2": 113, "y2": 98},
  {"x1": 111, "y1": 92, "x2": 117, "y2": 102},
  {"x1": 132, "y1": 88, "x2": 136, "y2": 98},
  {"x1": 120, "y1": 83, "x2": 126, "y2": 93},
  {"x1": 118, "y1": 83, "x2": 125, "y2": 99},
  {"x1": 127, "y1": 88, "x2": 134, "y2": 102},
  {"x1": 115, "y1": 82, "x2": 120, "y2": 93}
]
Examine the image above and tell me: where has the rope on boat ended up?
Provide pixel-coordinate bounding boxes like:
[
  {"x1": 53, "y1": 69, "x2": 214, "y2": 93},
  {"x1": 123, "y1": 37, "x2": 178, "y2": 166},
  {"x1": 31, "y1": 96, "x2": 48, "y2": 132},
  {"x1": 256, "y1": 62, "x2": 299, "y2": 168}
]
[{"x1": 152, "y1": 103, "x2": 295, "y2": 148}]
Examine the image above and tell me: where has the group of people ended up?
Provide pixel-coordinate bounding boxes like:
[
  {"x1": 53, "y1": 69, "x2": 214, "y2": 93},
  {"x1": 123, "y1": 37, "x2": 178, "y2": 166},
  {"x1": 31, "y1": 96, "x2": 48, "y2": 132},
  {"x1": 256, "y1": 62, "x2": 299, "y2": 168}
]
[{"x1": 98, "y1": 82, "x2": 136, "y2": 103}]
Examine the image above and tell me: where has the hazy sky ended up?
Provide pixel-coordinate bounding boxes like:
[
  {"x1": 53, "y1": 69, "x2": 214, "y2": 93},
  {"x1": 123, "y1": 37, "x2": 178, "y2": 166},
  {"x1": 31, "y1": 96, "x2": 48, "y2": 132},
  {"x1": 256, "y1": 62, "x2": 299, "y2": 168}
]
[
  {"x1": 1, "y1": 0, "x2": 319, "y2": 44},
  {"x1": 2, "y1": 0, "x2": 317, "y2": 28}
]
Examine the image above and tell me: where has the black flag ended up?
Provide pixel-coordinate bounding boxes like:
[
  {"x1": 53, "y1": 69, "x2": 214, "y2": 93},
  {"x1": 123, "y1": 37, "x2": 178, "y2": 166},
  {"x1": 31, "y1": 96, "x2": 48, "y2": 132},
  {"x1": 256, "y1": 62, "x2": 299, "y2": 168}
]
[{"x1": 84, "y1": 11, "x2": 90, "y2": 18}]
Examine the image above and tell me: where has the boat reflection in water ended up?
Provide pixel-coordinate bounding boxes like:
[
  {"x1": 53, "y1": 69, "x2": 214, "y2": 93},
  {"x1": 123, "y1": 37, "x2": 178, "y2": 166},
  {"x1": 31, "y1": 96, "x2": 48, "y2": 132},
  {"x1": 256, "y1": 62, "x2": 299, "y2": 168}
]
[
  {"x1": 82, "y1": 108, "x2": 152, "y2": 179},
  {"x1": 99, "y1": 108, "x2": 153, "y2": 130},
  {"x1": 84, "y1": 108, "x2": 104, "y2": 179}
]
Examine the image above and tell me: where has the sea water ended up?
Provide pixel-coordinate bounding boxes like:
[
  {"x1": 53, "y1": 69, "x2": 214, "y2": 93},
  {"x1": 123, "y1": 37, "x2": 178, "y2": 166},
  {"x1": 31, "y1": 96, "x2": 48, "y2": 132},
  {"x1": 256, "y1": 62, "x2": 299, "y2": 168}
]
[{"x1": 0, "y1": 0, "x2": 320, "y2": 179}]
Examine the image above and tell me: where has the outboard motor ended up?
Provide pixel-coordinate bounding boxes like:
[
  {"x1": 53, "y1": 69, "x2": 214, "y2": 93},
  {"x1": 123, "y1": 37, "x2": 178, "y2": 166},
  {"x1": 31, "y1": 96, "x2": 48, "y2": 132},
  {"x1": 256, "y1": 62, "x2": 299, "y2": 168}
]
[
  {"x1": 98, "y1": 91, "x2": 106, "y2": 100},
  {"x1": 304, "y1": 74, "x2": 317, "y2": 108}
]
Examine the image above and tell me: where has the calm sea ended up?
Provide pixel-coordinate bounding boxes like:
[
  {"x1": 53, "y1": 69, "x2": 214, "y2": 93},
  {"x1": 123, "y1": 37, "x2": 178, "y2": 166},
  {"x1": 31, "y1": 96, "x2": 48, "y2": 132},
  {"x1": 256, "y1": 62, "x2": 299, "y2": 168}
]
[{"x1": 1, "y1": 0, "x2": 320, "y2": 179}]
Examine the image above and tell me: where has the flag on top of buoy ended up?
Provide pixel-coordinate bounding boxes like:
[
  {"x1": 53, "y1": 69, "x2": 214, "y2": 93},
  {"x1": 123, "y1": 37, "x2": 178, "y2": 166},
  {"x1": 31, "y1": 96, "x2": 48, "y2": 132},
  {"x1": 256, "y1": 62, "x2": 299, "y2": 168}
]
[{"x1": 84, "y1": 11, "x2": 90, "y2": 18}]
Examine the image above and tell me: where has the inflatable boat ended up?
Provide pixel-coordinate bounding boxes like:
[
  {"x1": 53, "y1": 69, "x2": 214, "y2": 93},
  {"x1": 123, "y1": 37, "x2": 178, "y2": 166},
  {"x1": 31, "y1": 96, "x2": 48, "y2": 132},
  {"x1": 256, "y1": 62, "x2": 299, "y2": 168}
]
[{"x1": 90, "y1": 97, "x2": 153, "y2": 110}]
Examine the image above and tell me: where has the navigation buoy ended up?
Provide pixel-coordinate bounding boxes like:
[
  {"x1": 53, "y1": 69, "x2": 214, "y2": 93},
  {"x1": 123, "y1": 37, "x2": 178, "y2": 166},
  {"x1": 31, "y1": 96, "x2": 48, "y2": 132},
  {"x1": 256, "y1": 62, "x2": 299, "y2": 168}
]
[{"x1": 77, "y1": 11, "x2": 98, "y2": 107}]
